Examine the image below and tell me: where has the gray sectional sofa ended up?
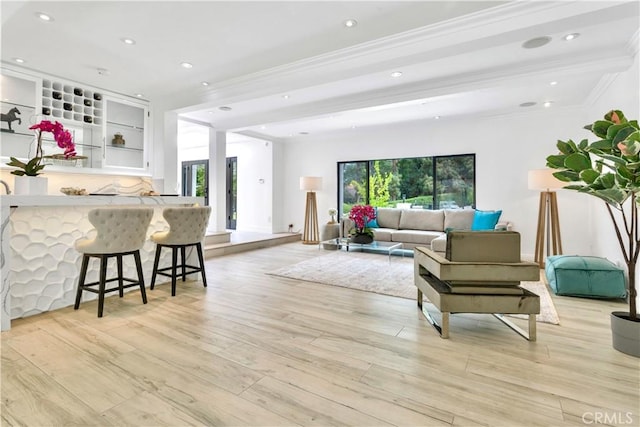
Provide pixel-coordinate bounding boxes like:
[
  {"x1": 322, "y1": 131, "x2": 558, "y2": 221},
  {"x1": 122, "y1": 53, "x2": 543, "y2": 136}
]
[{"x1": 341, "y1": 207, "x2": 510, "y2": 254}]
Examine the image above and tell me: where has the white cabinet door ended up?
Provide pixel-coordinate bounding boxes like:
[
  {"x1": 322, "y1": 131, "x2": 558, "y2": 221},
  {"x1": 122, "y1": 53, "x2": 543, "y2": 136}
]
[{"x1": 104, "y1": 98, "x2": 148, "y2": 171}]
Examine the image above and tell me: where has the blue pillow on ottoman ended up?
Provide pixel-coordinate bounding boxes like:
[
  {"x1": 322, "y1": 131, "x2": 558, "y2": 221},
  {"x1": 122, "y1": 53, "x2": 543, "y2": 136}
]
[{"x1": 545, "y1": 255, "x2": 626, "y2": 299}]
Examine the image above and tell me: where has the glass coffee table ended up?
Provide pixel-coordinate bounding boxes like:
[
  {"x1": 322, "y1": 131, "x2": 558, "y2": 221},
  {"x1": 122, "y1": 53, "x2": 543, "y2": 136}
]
[{"x1": 319, "y1": 238, "x2": 404, "y2": 260}]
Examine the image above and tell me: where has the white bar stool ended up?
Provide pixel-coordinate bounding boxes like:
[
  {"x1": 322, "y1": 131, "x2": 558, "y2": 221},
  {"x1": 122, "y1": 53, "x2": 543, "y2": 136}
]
[
  {"x1": 150, "y1": 206, "x2": 211, "y2": 296},
  {"x1": 74, "y1": 207, "x2": 153, "y2": 317}
]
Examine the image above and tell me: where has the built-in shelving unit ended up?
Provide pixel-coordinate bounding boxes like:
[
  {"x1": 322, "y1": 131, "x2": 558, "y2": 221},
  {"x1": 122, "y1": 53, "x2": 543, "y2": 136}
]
[{"x1": 1, "y1": 67, "x2": 150, "y2": 174}]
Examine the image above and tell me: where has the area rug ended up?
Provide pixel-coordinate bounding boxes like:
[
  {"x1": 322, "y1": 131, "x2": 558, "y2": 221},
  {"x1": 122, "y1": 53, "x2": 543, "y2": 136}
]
[{"x1": 268, "y1": 251, "x2": 560, "y2": 325}]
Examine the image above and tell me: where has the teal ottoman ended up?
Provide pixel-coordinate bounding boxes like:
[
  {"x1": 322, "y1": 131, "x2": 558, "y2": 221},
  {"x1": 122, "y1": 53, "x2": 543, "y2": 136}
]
[{"x1": 545, "y1": 255, "x2": 627, "y2": 299}]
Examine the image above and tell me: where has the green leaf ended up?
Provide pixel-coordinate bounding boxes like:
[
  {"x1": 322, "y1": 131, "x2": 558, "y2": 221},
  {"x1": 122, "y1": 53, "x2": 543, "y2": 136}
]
[
  {"x1": 597, "y1": 154, "x2": 626, "y2": 165},
  {"x1": 554, "y1": 170, "x2": 579, "y2": 182},
  {"x1": 546, "y1": 154, "x2": 566, "y2": 168},
  {"x1": 617, "y1": 165, "x2": 633, "y2": 180},
  {"x1": 606, "y1": 123, "x2": 627, "y2": 141},
  {"x1": 578, "y1": 139, "x2": 589, "y2": 150},
  {"x1": 589, "y1": 139, "x2": 614, "y2": 151},
  {"x1": 588, "y1": 120, "x2": 613, "y2": 139},
  {"x1": 6, "y1": 157, "x2": 27, "y2": 169},
  {"x1": 564, "y1": 152, "x2": 591, "y2": 171},
  {"x1": 605, "y1": 110, "x2": 627, "y2": 123},
  {"x1": 556, "y1": 140, "x2": 573, "y2": 155},
  {"x1": 598, "y1": 173, "x2": 616, "y2": 189},
  {"x1": 611, "y1": 125, "x2": 638, "y2": 145},
  {"x1": 579, "y1": 169, "x2": 600, "y2": 184}
]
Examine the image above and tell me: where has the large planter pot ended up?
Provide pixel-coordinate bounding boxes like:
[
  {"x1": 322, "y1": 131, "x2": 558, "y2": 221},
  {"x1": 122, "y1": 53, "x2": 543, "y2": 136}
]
[
  {"x1": 13, "y1": 176, "x2": 48, "y2": 195},
  {"x1": 611, "y1": 311, "x2": 640, "y2": 357},
  {"x1": 351, "y1": 234, "x2": 374, "y2": 244}
]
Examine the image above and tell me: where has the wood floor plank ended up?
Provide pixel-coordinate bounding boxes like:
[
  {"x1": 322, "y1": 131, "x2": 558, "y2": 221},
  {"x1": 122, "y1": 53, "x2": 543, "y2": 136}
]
[
  {"x1": 1, "y1": 348, "x2": 104, "y2": 426},
  {"x1": 218, "y1": 341, "x2": 454, "y2": 426},
  {"x1": 240, "y1": 376, "x2": 393, "y2": 426}
]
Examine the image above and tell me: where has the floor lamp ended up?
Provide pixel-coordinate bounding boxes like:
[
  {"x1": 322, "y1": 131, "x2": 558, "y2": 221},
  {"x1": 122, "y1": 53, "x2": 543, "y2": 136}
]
[
  {"x1": 300, "y1": 176, "x2": 322, "y2": 245},
  {"x1": 528, "y1": 169, "x2": 563, "y2": 268}
]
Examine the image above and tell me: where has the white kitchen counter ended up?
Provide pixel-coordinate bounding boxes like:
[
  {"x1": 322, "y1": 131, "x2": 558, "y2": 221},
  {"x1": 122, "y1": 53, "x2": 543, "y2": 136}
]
[{"x1": 0, "y1": 195, "x2": 203, "y2": 330}]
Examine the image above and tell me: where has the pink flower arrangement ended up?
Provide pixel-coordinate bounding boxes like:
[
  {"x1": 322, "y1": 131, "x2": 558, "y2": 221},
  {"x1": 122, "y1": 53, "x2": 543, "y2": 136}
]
[
  {"x1": 349, "y1": 204, "x2": 376, "y2": 234},
  {"x1": 7, "y1": 120, "x2": 76, "y2": 176}
]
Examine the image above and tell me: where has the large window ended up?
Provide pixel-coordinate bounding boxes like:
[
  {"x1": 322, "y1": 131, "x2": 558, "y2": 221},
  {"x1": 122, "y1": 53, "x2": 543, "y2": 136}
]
[{"x1": 338, "y1": 154, "x2": 475, "y2": 214}]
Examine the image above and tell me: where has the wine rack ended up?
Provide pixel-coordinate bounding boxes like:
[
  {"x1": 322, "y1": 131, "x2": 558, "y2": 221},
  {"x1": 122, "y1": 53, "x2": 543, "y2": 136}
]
[{"x1": 41, "y1": 79, "x2": 103, "y2": 125}]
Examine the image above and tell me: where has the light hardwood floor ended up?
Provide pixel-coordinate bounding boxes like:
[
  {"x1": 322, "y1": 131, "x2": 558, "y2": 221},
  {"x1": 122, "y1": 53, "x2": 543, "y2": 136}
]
[{"x1": 2, "y1": 243, "x2": 639, "y2": 426}]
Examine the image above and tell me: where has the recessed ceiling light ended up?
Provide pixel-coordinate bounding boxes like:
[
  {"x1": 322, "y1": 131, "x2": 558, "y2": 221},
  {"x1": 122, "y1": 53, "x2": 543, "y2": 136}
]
[
  {"x1": 121, "y1": 38, "x2": 136, "y2": 45},
  {"x1": 135, "y1": 93, "x2": 144, "y2": 98},
  {"x1": 260, "y1": 126, "x2": 266, "y2": 130},
  {"x1": 544, "y1": 101, "x2": 554, "y2": 108},
  {"x1": 390, "y1": 71, "x2": 403, "y2": 78},
  {"x1": 282, "y1": 95, "x2": 290, "y2": 99},
  {"x1": 208, "y1": 111, "x2": 214, "y2": 114},
  {"x1": 219, "y1": 106, "x2": 232, "y2": 111},
  {"x1": 344, "y1": 19, "x2": 357, "y2": 28},
  {"x1": 519, "y1": 101, "x2": 537, "y2": 107},
  {"x1": 550, "y1": 81, "x2": 558, "y2": 86},
  {"x1": 36, "y1": 12, "x2": 53, "y2": 21},
  {"x1": 522, "y1": 36, "x2": 552, "y2": 49},
  {"x1": 351, "y1": 125, "x2": 357, "y2": 129},
  {"x1": 14, "y1": 58, "x2": 25, "y2": 63},
  {"x1": 563, "y1": 33, "x2": 580, "y2": 41},
  {"x1": 180, "y1": 62, "x2": 193, "y2": 69},
  {"x1": 434, "y1": 116, "x2": 441, "y2": 120},
  {"x1": 201, "y1": 81, "x2": 209, "y2": 86}
]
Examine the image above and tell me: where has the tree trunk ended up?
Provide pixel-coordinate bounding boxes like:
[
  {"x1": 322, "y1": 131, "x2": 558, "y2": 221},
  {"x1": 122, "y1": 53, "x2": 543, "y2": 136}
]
[{"x1": 629, "y1": 260, "x2": 637, "y2": 320}]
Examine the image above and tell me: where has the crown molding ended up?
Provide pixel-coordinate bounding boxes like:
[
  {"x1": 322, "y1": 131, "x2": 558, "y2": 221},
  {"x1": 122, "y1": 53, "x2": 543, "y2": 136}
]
[{"x1": 627, "y1": 29, "x2": 640, "y2": 55}]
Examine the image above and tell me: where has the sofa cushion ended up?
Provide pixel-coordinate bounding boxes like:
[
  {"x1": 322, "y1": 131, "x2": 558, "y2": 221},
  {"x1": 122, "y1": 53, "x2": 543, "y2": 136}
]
[
  {"x1": 545, "y1": 255, "x2": 626, "y2": 298},
  {"x1": 399, "y1": 209, "x2": 444, "y2": 232},
  {"x1": 376, "y1": 208, "x2": 402, "y2": 229},
  {"x1": 471, "y1": 210, "x2": 502, "y2": 231},
  {"x1": 431, "y1": 234, "x2": 448, "y2": 253},
  {"x1": 444, "y1": 209, "x2": 475, "y2": 231},
  {"x1": 371, "y1": 228, "x2": 393, "y2": 242},
  {"x1": 391, "y1": 229, "x2": 443, "y2": 245}
]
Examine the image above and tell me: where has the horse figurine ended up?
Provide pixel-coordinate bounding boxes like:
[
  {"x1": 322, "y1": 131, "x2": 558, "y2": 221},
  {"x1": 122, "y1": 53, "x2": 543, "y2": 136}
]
[{"x1": 1, "y1": 107, "x2": 21, "y2": 132}]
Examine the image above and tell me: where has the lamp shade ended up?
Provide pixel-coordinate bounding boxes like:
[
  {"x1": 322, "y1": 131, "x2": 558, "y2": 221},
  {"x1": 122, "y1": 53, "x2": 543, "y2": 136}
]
[
  {"x1": 300, "y1": 176, "x2": 322, "y2": 191},
  {"x1": 528, "y1": 169, "x2": 564, "y2": 191}
]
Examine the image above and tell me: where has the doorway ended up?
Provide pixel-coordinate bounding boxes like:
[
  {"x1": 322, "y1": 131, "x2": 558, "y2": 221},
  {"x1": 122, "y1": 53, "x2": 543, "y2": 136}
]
[
  {"x1": 181, "y1": 160, "x2": 208, "y2": 205},
  {"x1": 226, "y1": 157, "x2": 237, "y2": 230}
]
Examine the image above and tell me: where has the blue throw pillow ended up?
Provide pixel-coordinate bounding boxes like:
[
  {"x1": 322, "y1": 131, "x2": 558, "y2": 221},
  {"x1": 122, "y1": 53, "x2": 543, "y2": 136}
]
[
  {"x1": 366, "y1": 208, "x2": 379, "y2": 228},
  {"x1": 471, "y1": 209, "x2": 502, "y2": 231}
]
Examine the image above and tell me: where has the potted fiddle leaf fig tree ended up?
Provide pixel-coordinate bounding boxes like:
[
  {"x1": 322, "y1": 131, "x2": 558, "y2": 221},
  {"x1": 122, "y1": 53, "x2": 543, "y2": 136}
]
[{"x1": 546, "y1": 110, "x2": 639, "y2": 357}]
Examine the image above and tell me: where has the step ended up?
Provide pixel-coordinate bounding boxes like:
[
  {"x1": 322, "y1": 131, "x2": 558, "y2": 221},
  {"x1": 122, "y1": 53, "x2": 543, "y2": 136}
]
[
  {"x1": 204, "y1": 233, "x2": 301, "y2": 258},
  {"x1": 205, "y1": 231, "x2": 232, "y2": 245}
]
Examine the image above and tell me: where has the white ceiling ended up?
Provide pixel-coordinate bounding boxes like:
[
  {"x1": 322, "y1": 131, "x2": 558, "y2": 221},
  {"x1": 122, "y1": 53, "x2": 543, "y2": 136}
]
[{"x1": 2, "y1": 1, "x2": 639, "y2": 141}]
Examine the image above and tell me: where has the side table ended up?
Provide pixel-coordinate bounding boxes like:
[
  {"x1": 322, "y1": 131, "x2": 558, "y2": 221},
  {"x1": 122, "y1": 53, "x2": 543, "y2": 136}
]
[{"x1": 320, "y1": 222, "x2": 340, "y2": 249}]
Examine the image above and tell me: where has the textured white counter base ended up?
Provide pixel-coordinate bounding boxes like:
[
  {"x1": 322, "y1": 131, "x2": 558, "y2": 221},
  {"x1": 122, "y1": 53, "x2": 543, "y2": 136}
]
[{"x1": 1, "y1": 195, "x2": 202, "y2": 330}]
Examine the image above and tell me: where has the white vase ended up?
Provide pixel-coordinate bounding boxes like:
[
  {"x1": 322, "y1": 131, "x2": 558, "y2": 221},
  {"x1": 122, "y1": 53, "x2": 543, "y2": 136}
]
[{"x1": 13, "y1": 176, "x2": 49, "y2": 195}]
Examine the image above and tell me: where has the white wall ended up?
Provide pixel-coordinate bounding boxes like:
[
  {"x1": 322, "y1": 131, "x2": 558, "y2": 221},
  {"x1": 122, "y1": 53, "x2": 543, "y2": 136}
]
[
  {"x1": 281, "y1": 107, "x2": 594, "y2": 258},
  {"x1": 586, "y1": 53, "x2": 639, "y2": 307},
  {"x1": 227, "y1": 138, "x2": 275, "y2": 233}
]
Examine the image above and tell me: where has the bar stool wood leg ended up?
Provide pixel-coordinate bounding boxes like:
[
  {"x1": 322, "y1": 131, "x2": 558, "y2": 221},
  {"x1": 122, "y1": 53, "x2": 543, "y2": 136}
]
[
  {"x1": 97, "y1": 255, "x2": 108, "y2": 318},
  {"x1": 117, "y1": 255, "x2": 124, "y2": 297},
  {"x1": 134, "y1": 250, "x2": 147, "y2": 304},
  {"x1": 171, "y1": 247, "x2": 178, "y2": 297},
  {"x1": 75, "y1": 255, "x2": 90, "y2": 309},
  {"x1": 150, "y1": 246, "x2": 161, "y2": 290},
  {"x1": 196, "y1": 243, "x2": 207, "y2": 287},
  {"x1": 181, "y1": 246, "x2": 187, "y2": 282}
]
